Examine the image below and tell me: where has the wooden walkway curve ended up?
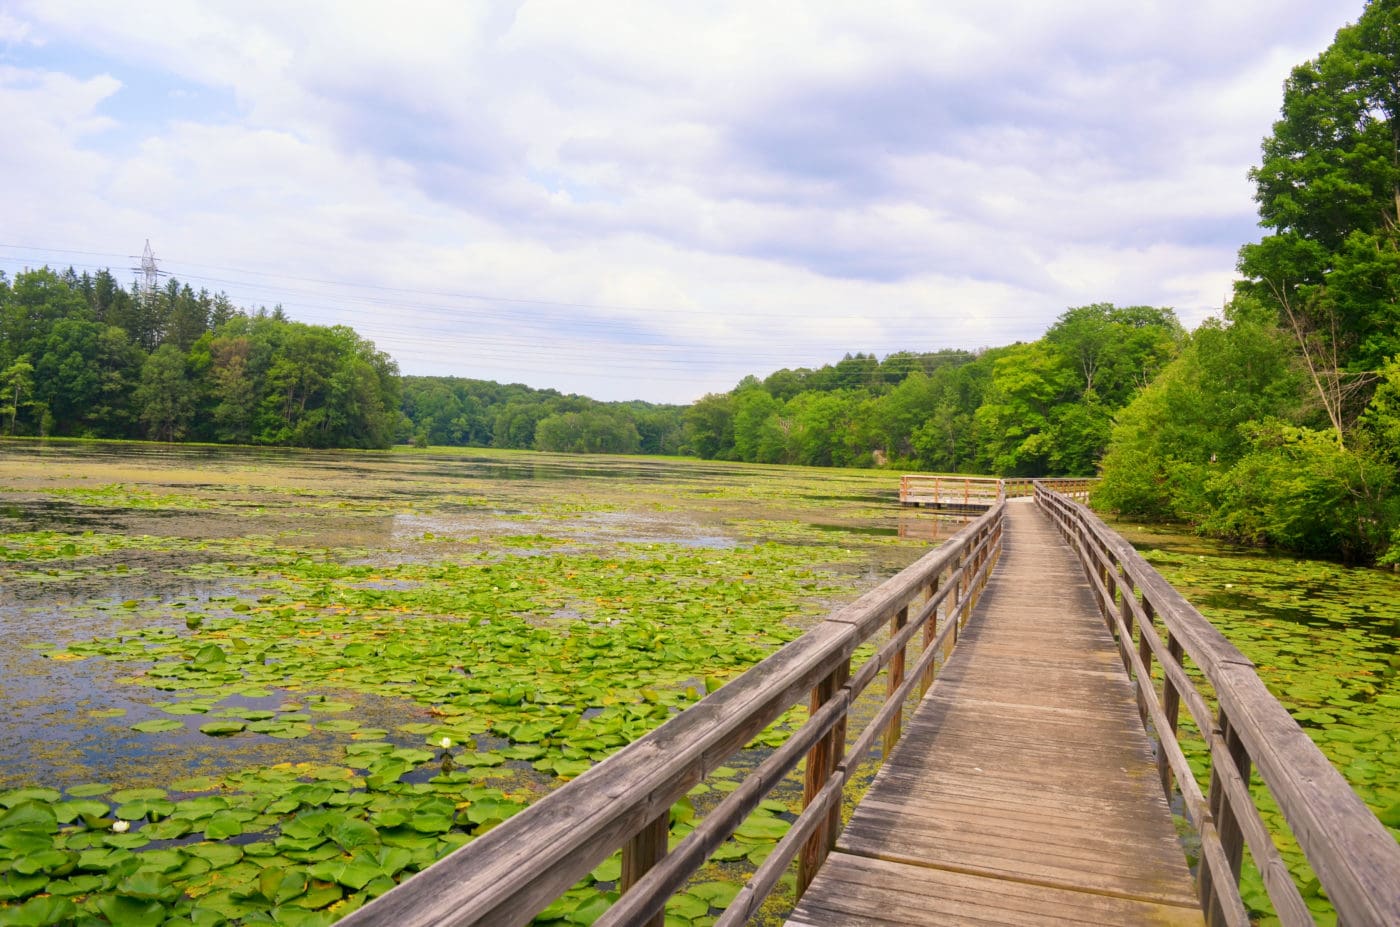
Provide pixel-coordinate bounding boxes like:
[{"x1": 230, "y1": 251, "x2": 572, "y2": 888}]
[{"x1": 790, "y1": 499, "x2": 1204, "y2": 926}]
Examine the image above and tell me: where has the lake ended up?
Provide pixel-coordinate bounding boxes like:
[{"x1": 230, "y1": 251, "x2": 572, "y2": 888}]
[{"x1": 0, "y1": 440, "x2": 960, "y2": 925}]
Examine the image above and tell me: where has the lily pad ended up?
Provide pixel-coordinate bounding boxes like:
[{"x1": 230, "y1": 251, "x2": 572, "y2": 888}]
[
  {"x1": 131, "y1": 718, "x2": 185, "y2": 734},
  {"x1": 199, "y1": 721, "x2": 247, "y2": 736}
]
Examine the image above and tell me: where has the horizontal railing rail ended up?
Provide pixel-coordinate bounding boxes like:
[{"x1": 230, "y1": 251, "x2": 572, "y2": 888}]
[
  {"x1": 341, "y1": 503, "x2": 1006, "y2": 927},
  {"x1": 1035, "y1": 482, "x2": 1400, "y2": 927}
]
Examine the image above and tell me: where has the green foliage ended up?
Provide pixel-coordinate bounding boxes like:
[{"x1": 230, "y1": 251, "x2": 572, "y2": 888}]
[
  {"x1": 1239, "y1": 0, "x2": 1400, "y2": 407},
  {"x1": 0, "y1": 267, "x2": 401, "y2": 448},
  {"x1": 1199, "y1": 422, "x2": 1398, "y2": 561},
  {"x1": 1099, "y1": 6, "x2": 1400, "y2": 564},
  {"x1": 693, "y1": 306, "x2": 1180, "y2": 475},
  {"x1": 1095, "y1": 300, "x2": 1306, "y2": 521},
  {"x1": 398, "y1": 377, "x2": 682, "y2": 456}
]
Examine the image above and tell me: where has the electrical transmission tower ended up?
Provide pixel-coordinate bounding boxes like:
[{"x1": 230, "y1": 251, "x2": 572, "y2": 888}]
[{"x1": 131, "y1": 239, "x2": 167, "y2": 300}]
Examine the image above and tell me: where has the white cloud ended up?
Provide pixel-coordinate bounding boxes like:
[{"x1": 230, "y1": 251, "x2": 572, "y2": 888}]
[{"x1": 0, "y1": 0, "x2": 1360, "y2": 401}]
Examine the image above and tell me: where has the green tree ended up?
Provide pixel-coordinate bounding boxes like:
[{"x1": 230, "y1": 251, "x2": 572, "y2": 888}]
[
  {"x1": 33, "y1": 319, "x2": 143, "y2": 437},
  {"x1": 732, "y1": 388, "x2": 781, "y2": 462},
  {"x1": 135, "y1": 343, "x2": 196, "y2": 441},
  {"x1": 1, "y1": 355, "x2": 35, "y2": 435},
  {"x1": 1237, "y1": 0, "x2": 1400, "y2": 437},
  {"x1": 1094, "y1": 299, "x2": 1305, "y2": 520},
  {"x1": 684, "y1": 393, "x2": 736, "y2": 459}
]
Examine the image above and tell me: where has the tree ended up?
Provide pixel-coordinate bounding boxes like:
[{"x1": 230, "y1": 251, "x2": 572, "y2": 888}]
[
  {"x1": 135, "y1": 343, "x2": 196, "y2": 441},
  {"x1": 684, "y1": 393, "x2": 736, "y2": 459},
  {"x1": 1094, "y1": 299, "x2": 1306, "y2": 520},
  {"x1": 1, "y1": 355, "x2": 35, "y2": 435},
  {"x1": 1238, "y1": 0, "x2": 1400, "y2": 436}
]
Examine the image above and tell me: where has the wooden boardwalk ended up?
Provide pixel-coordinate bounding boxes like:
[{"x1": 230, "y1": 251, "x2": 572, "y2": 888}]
[{"x1": 790, "y1": 500, "x2": 1204, "y2": 926}]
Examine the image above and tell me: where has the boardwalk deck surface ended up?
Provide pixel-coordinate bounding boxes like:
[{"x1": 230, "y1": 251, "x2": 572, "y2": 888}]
[{"x1": 789, "y1": 500, "x2": 1205, "y2": 926}]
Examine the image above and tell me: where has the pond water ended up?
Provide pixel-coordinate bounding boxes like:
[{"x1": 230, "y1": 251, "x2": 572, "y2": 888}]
[{"x1": 0, "y1": 440, "x2": 972, "y2": 925}]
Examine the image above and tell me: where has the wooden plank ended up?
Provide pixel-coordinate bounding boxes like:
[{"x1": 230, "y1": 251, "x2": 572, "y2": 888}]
[
  {"x1": 790, "y1": 500, "x2": 1204, "y2": 926},
  {"x1": 791, "y1": 854, "x2": 1203, "y2": 927}
]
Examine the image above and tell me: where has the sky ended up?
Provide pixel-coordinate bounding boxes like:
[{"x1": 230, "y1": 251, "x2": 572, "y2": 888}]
[{"x1": 0, "y1": 2, "x2": 1357, "y2": 403}]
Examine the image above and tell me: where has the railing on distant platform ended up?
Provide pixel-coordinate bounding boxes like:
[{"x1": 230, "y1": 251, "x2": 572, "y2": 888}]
[
  {"x1": 900, "y1": 474, "x2": 1094, "y2": 507},
  {"x1": 1035, "y1": 482, "x2": 1400, "y2": 927},
  {"x1": 339, "y1": 504, "x2": 1006, "y2": 927}
]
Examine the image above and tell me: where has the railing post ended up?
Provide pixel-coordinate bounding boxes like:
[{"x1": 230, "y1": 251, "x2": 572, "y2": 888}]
[
  {"x1": 1116, "y1": 566, "x2": 1135, "y2": 676},
  {"x1": 1201, "y1": 714, "x2": 1251, "y2": 926},
  {"x1": 1158, "y1": 630, "x2": 1183, "y2": 797},
  {"x1": 884, "y1": 605, "x2": 909, "y2": 759},
  {"x1": 621, "y1": 812, "x2": 670, "y2": 927},
  {"x1": 919, "y1": 578, "x2": 940, "y2": 697},
  {"x1": 798, "y1": 661, "x2": 849, "y2": 896},
  {"x1": 1134, "y1": 596, "x2": 1155, "y2": 730}
]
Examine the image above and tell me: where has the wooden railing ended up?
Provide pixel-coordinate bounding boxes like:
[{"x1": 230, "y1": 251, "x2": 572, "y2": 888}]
[
  {"x1": 1035, "y1": 482, "x2": 1400, "y2": 927},
  {"x1": 900, "y1": 474, "x2": 1095, "y2": 506},
  {"x1": 340, "y1": 503, "x2": 1005, "y2": 927},
  {"x1": 899, "y1": 474, "x2": 1004, "y2": 508}
]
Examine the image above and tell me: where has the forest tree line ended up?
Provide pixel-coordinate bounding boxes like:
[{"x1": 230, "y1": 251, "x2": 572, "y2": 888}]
[
  {"x1": 0, "y1": 268, "x2": 401, "y2": 448},
  {"x1": 0, "y1": 265, "x2": 1173, "y2": 475}
]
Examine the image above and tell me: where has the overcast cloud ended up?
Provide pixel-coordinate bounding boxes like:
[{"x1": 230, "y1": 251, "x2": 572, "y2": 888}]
[{"x1": 0, "y1": 1, "x2": 1353, "y2": 402}]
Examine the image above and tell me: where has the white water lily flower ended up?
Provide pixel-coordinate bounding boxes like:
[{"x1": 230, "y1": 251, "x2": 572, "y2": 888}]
[
  {"x1": 112, "y1": 820, "x2": 130, "y2": 833},
  {"x1": 439, "y1": 737, "x2": 453, "y2": 749}
]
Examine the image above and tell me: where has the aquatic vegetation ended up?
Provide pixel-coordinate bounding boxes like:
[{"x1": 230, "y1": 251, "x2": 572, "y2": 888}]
[{"x1": 0, "y1": 442, "x2": 933, "y2": 925}]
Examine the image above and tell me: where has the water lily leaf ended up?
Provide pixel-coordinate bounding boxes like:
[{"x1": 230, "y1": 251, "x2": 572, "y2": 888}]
[
  {"x1": 76, "y1": 847, "x2": 134, "y2": 871},
  {"x1": 132, "y1": 718, "x2": 185, "y2": 733},
  {"x1": 116, "y1": 798, "x2": 176, "y2": 821},
  {"x1": 589, "y1": 854, "x2": 622, "y2": 883},
  {"x1": 94, "y1": 894, "x2": 166, "y2": 927},
  {"x1": 11, "y1": 849, "x2": 75, "y2": 876},
  {"x1": 199, "y1": 721, "x2": 247, "y2": 736},
  {"x1": 734, "y1": 814, "x2": 789, "y2": 841},
  {"x1": 183, "y1": 843, "x2": 244, "y2": 868},
  {"x1": 314, "y1": 719, "x2": 360, "y2": 733},
  {"x1": 283, "y1": 882, "x2": 343, "y2": 910},
  {"x1": 308, "y1": 857, "x2": 381, "y2": 890},
  {"x1": 110, "y1": 788, "x2": 169, "y2": 803},
  {"x1": 52, "y1": 799, "x2": 108, "y2": 824},
  {"x1": 169, "y1": 778, "x2": 218, "y2": 795},
  {"x1": 668, "y1": 892, "x2": 710, "y2": 919},
  {"x1": 203, "y1": 812, "x2": 245, "y2": 840},
  {"x1": 65, "y1": 783, "x2": 112, "y2": 798},
  {"x1": 116, "y1": 869, "x2": 180, "y2": 902},
  {"x1": 259, "y1": 866, "x2": 308, "y2": 904},
  {"x1": 690, "y1": 881, "x2": 740, "y2": 907},
  {"x1": 193, "y1": 643, "x2": 228, "y2": 665},
  {"x1": 0, "y1": 871, "x2": 49, "y2": 903},
  {"x1": 105, "y1": 832, "x2": 153, "y2": 849},
  {"x1": 0, "y1": 789, "x2": 61, "y2": 808},
  {"x1": 0, "y1": 802, "x2": 57, "y2": 833},
  {"x1": 0, "y1": 893, "x2": 77, "y2": 926},
  {"x1": 0, "y1": 831, "x2": 53, "y2": 855},
  {"x1": 329, "y1": 817, "x2": 380, "y2": 851}
]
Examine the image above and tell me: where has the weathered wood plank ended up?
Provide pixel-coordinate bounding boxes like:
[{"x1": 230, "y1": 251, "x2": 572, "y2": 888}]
[{"x1": 790, "y1": 854, "x2": 1203, "y2": 927}]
